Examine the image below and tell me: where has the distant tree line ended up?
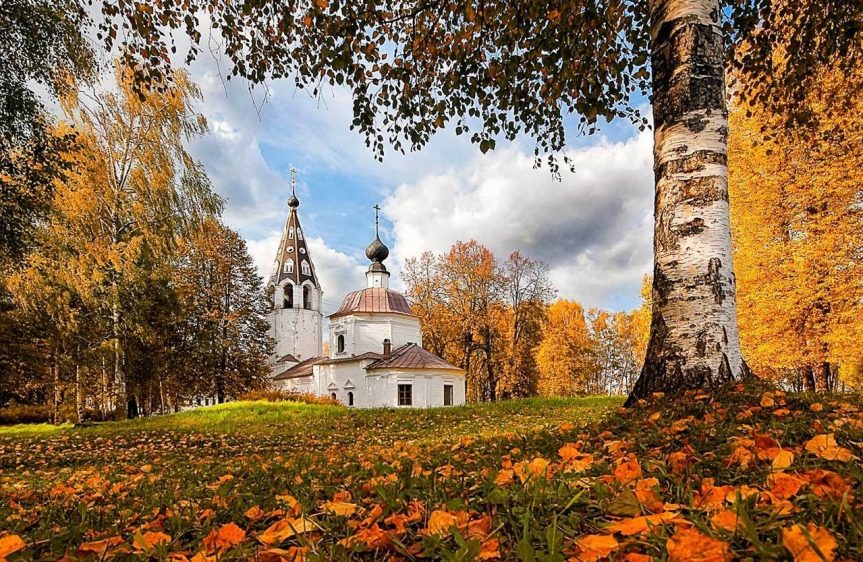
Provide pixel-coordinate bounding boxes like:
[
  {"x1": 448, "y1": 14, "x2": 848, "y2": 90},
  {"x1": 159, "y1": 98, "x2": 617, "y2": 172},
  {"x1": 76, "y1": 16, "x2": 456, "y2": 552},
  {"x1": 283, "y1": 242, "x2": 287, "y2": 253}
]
[
  {"x1": 403, "y1": 241, "x2": 650, "y2": 401},
  {"x1": 0, "y1": 66, "x2": 272, "y2": 421}
]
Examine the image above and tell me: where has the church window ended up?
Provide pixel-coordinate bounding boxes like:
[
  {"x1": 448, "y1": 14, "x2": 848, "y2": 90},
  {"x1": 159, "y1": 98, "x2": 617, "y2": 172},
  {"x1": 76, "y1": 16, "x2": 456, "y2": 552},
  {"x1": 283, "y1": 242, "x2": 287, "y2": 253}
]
[
  {"x1": 398, "y1": 384, "x2": 412, "y2": 406},
  {"x1": 348, "y1": 392, "x2": 354, "y2": 406},
  {"x1": 300, "y1": 247, "x2": 306, "y2": 254},
  {"x1": 297, "y1": 227, "x2": 304, "y2": 240},
  {"x1": 283, "y1": 285, "x2": 294, "y2": 309},
  {"x1": 284, "y1": 260, "x2": 293, "y2": 274},
  {"x1": 444, "y1": 384, "x2": 454, "y2": 406},
  {"x1": 301, "y1": 260, "x2": 311, "y2": 276},
  {"x1": 303, "y1": 285, "x2": 313, "y2": 309},
  {"x1": 337, "y1": 334, "x2": 345, "y2": 354},
  {"x1": 287, "y1": 246, "x2": 294, "y2": 253},
  {"x1": 331, "y1": 392, "x2": 337, "y2": 401},
  {"x1": 288, "y1": 227, "x2": 295, "y2": 239}
]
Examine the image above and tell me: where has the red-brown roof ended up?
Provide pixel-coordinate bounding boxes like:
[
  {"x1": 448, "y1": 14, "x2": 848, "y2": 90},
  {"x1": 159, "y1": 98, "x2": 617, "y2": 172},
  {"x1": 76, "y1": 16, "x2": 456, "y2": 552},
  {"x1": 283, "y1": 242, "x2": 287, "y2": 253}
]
[
  {"x1": 329, "y1": 287, "x2": 414, "y2": 318},
  {"x1": 276, "y1": 353, "x2": 298, "y2": 364},
  {"x1": 365, "y1": 343, "x2": 463, "y2": 372},
  {"x1": 272, "y1": 356, "x2": 328, "y2": 380},
  {"x1": 319, "y1": 352, "x2": 382, "y2": 365}
]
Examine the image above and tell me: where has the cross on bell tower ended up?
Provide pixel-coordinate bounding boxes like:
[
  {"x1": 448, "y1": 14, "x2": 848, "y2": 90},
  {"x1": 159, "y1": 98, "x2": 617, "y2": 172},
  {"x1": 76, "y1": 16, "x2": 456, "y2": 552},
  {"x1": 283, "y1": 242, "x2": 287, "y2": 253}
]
[{"x1": 365, "y1": 203, "x2": 390, "y2": 288}]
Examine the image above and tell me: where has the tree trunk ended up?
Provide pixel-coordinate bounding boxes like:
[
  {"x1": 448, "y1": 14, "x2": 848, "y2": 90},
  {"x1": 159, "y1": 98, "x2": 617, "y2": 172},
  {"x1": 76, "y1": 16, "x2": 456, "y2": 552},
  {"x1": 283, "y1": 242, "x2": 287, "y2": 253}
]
[
  {"x1": 51, "y1": 349, "x2": 61, "y2": 425},
  {"x1": 75, "y1": 361, "x2": 84, "y2": 424},
  {"x1": 800, "y1": 365, "x2": 816, "y2": 392},
  {"x1": 626, "y1": 0, "x2": 746, "y2": 405},
  {"x1": 112, "y1": 296, "x2": 127, "y2": 418},
  {"x1": 816, "y1": 362, "x2": 832, "y2": 393}
]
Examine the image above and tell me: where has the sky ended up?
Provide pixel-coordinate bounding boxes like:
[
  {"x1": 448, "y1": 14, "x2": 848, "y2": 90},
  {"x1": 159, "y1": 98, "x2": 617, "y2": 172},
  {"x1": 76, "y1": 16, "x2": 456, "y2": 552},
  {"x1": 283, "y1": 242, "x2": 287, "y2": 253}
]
[{"x1": 181, "y1": 52, "x2": 655, "y2": 316}]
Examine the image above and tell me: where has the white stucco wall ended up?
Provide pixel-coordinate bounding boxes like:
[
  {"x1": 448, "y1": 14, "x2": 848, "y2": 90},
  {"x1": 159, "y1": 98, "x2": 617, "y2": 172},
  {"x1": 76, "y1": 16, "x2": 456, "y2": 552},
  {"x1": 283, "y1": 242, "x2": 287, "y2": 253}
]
[
  {"x1": 309, "y1": 361, "x2": 465, "y2": 409},
  {"x1": 329, "y1": 313, "x2": 422, "y2": 359},
  {"x1": 268, "y1": 281, "x2": 323, "y2": 362}
]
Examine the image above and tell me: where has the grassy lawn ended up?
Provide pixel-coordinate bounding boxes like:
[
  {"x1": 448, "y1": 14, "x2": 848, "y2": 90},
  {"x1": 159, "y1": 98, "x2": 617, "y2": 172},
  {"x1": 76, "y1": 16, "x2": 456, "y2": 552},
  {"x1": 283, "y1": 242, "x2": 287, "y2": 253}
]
[{"x1": 1, "y1": 388, "x2": 861, "y2": 561}]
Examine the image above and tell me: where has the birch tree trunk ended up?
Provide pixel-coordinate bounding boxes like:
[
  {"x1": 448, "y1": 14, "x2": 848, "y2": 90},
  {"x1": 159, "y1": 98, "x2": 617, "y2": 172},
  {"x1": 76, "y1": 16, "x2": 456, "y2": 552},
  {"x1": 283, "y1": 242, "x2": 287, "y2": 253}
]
[{"x1": 627, "y1": 0, "x2": 747, "y2": 405}]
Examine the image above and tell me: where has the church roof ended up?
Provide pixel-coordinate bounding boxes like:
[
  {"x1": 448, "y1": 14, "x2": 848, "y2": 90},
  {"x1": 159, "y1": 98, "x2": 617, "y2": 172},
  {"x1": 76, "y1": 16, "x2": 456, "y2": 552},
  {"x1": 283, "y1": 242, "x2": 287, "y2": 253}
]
[
  {"x1": 276, "y1": 353, "x2": 298, "y2": 364},
  {"x1": 365, "y1": 343, "x2": 464, "y2": 372},
  {"x1": 329, "y1": 287, "x2": 414, "y2": 318},
  {"x1": 272, "y1": 356, "x2": 328, "y2": 380},
  {"x1": 270, "y1": 173, "x2": 320, "y2": 289},
  {"x1": 320, "y1": 352, "x2": 382, "y2": 365}
]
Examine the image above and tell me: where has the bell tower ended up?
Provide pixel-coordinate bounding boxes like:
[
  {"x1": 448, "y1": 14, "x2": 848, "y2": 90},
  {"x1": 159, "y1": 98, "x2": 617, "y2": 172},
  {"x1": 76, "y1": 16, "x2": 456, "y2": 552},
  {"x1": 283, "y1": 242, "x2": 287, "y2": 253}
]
[{"x1": 266, "y1": 168, "x2": 323, "y2": 363}]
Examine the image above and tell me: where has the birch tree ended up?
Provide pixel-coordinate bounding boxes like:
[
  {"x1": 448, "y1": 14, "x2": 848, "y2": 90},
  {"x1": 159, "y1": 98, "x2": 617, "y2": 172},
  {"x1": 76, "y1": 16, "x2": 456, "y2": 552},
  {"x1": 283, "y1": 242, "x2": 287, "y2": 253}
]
[
  {"x1": 82, "y1": 0, "x2": 861, "y2": 400},
  {"x1": 57, "y1": 66, "x2": 222, "y2": 418}
]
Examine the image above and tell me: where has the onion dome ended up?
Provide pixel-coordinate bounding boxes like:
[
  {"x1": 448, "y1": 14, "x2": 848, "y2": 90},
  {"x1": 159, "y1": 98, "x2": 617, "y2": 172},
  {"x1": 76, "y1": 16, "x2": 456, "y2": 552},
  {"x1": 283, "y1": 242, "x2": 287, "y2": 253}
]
[
  {"x1": 365, "y1": 236, "x2": 389, "y2": 263},
  {"x1": 288, "y1": 194, "x2": 300, "y2": 208}
]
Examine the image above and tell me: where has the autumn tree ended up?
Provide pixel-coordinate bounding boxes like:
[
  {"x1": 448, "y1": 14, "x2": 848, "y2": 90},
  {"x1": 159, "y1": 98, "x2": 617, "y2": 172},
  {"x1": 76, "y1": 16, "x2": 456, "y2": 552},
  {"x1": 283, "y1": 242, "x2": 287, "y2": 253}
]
[
  {"x1": 404, "y1": 243, "x2": 554, "y2": 401},
  {"x1": 536, "y1": 300, "x2": 596, "y2": 397},
  {"x1": 729, "y1": 64, "x2": 863, "y2": 392},
  {"x1": 0, "y1": 0, "x2": 93, "y2": 265},
  {"x1": 27, "y1": 66, "x2": 221, "y2": 418},
  {"x1": 172, "y1": 219, "x2": 272, "y2": 403},
  {"x1": 499, "y1": 252, "x2": 556, "y2": 397}
]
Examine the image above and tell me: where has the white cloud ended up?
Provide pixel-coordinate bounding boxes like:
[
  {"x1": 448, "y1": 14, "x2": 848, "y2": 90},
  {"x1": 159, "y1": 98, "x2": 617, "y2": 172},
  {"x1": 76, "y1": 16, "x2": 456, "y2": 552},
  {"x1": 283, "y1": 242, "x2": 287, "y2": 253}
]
[{"x1": 383, "y1": 132, "x2": 655, "y2": 310}]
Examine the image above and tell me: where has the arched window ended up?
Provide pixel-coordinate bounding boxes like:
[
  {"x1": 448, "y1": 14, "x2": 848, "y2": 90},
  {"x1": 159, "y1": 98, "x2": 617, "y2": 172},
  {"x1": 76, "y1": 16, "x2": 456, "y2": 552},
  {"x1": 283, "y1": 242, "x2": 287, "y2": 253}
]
[
  {"x1": 301, "y1": 260, "x2": 310, "y2": 276},
  {"x1": 330, "y1": 392, "x2": 337, "y2": 401},
  {"x1": 337, "y1": 334, "x2": 345, "y2": 354},
  {"x1": 284, "y1": 259, "x2": 294, "y2": 274},
  {"x1": 303, "y1": 285, "x2": 313, "y2": 310},
  {"x1": 348, "y1": 392, "x2": 354, "y2": 406},
  {"x1": 288, "y1": 226, "x2": 295, "y2": 239},
  {"x1": 283, "y1": 285, "x2": 294, "y2": 309},
  {"x1": 297, "y1": 227, "x2": 304, "y2": 240}
]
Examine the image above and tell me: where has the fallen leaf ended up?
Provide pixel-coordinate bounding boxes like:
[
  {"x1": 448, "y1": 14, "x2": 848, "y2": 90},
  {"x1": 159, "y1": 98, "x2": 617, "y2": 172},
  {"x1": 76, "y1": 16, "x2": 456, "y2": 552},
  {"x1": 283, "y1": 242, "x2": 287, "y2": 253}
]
[
  {"x1": 666, "y1": 526, "x2": 732, "y2": 562},
  {"x1": 322, "y1": 501, "x2": 358, "y2": 517},
  {"x1": 572, "y1": 534, "x2": 619, "y2": 562},
  {"x1": 614, "y1": 458, "x2": 643, "y2": 485},
  {"x1": 0, "y1": 535, "x2": 25, "y2": 558},
  {"x1": 710, "y1": 510, "x2": 742, "y2": 533},
  {"x1": 804, "y1": 434, "x2": 855, "y2": 461},
  {"x1": 782, "y1": 524, "x2": 837, "y2": 562},
  {"x1": 257, "y1": 517, "x2": 316, "y2": 545},
  {"x1": 772, "y1": 450, "x2": 794, "y2": 471},
  {"x1": 426, "y1": 510, "x2": 459, "y2": 537},
  {"x1": 605, "y1": 512, "x2": 679, "y2": 536}
]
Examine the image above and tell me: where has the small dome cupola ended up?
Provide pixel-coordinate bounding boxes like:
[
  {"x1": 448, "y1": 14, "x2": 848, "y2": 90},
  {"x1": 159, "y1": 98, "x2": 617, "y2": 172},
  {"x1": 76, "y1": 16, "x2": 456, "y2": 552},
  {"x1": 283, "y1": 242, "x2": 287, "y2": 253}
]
[
  {"x1": 365, "y1": 204, "x2": 390, "y2": 265},
  {"x1": 288, "y1": 167, "x2": 300, "y2": 208},
  {"x1": 365, "y1": 204, "x2": 391, "y2": 288}
]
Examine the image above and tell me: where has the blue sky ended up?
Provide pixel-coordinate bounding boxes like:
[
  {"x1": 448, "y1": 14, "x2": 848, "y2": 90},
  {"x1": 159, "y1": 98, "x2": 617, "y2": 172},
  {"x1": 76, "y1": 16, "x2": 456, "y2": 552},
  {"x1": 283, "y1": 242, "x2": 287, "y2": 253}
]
[{"x1": 183, "y1": 55, "x2": 654, "y2": 316}]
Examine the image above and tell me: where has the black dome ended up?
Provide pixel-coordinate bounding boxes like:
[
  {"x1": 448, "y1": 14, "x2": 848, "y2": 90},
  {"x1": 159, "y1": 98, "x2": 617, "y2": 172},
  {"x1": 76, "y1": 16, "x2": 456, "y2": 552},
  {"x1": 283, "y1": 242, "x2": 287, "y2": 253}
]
[
  {"x1": 288, "y1": 194, "x2": 300, "y2": 208},
  {"x1": 365, "y1": 236, "x2": 389, "y2": 263}
]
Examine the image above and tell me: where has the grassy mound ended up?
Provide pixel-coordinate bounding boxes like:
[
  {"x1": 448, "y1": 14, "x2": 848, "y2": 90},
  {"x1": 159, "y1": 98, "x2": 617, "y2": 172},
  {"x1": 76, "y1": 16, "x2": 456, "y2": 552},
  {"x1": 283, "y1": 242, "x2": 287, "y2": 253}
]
[{"x1": 0, "y1": 388, "x2": 860, "y2": 560}]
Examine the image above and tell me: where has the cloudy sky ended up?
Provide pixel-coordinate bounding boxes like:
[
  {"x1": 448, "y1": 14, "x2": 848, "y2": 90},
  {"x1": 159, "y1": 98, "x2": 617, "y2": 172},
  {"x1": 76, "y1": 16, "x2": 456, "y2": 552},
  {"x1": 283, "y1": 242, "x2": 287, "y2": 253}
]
[{"x1": 181, "y1": 53, "x2": 654, "y2": 315}]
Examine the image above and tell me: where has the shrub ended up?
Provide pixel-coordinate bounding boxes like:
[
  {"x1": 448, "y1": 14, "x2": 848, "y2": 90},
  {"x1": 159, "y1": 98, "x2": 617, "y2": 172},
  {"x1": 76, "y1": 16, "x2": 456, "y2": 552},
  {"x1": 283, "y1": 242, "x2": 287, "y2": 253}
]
[
  {"x1": 237, "y1": 389, "x2": 341, "y2": 407},
  {"x1": 0, "y1": 404, "x2": 52, "y2": 425}
]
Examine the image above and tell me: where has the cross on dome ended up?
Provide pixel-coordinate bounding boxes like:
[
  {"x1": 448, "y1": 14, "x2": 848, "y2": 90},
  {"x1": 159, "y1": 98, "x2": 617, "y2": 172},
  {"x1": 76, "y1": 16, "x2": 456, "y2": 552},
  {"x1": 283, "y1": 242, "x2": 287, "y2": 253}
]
[{"x1": 365, "y1": 204, "x2": 390, "y2": 264}]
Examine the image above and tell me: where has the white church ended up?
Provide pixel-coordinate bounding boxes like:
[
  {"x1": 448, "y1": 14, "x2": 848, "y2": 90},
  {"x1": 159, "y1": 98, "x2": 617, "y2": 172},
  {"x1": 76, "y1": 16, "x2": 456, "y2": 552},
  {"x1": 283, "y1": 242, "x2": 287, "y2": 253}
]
[{"x1": 265, "y1": 174, "x2": 465, "y2": 408}]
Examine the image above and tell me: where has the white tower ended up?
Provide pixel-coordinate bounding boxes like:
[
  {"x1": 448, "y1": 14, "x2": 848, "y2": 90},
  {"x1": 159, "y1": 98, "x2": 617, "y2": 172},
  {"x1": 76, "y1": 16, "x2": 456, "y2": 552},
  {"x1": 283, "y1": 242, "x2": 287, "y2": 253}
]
[{"x1": 267, "y1": 169, "x2": 323, "y2": 364}]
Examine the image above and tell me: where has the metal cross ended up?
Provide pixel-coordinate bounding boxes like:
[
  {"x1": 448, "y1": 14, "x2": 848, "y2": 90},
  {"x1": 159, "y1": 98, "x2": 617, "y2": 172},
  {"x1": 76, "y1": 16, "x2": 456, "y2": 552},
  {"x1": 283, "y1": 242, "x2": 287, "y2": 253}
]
[
  {"x1": 290, "y1": 167, "x2": 298, "y2": 196},
  {"x1": 373, "y1": 204, "x2": 381, "y2": 237}
]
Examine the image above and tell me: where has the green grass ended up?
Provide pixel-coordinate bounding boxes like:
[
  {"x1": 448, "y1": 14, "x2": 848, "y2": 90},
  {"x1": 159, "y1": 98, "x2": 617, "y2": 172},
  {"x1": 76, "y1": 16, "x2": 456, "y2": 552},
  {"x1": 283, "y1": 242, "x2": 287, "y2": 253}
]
[
  {"x1": 2, "y1": 389, "x2": 861, "y2": 561},
  {"x1": 0, "y1": 421, "x2": 72, "y2": 437}
]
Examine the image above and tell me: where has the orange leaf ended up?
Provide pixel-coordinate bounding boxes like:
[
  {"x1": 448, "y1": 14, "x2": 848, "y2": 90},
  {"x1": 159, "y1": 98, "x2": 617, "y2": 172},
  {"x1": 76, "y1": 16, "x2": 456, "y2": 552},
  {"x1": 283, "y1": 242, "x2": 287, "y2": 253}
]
[
  {"x1": 781, "y1": 524, "x2": 837, "y2": 562},
  {"x1": 133, "y1": 531, "x2": 171, "y2": 551},
  {"x1": 804, "y1": 434, "x2": 855, "y2": 461},
  {"x1": 480, "y1": 537, "x2": 501, "y2": 560},
  {"x1": 572, "y1": 534, "x2": 618, "y2": 562},
  {"x1": 614, "y1": 458, "x2": 643, "y2": 485},
  {"x1": 768, "y1": 472, "x2": 806, "y2": 500},
  {"x1": 605, "y1": 512, "x2": 679, "y2": 536},
  {"x1": 666, "y1": 526, "x2": 732, "y2": 562},
  {"x1": 203, "y1": 522, "x2": 245, "y2": 553},
  {"x1": 426, "y1": 510, "x2": 458, "y2": 537},
  {"x1": 322, "y1": 501, "x2": 358, "y2": 517},
  {"x1": 709, "y1": 510, "x2": 742, "y2": 533},
  {"x1": 772, "y1": 450, "x2": 794, "y2": 471},
  {"x1": 0, "y1": 535, "x2": 25, "y2": 558},
  {"x1": 257, "y1": 517, "x2": 316, "y2": 546}
]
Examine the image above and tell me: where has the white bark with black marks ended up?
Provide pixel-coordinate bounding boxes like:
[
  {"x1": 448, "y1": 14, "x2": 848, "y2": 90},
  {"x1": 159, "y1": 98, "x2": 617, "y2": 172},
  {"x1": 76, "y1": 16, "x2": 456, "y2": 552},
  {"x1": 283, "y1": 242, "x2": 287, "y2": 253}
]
[{"x1": 627, "y1": 0, "x2": 747, "y2": 404}]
